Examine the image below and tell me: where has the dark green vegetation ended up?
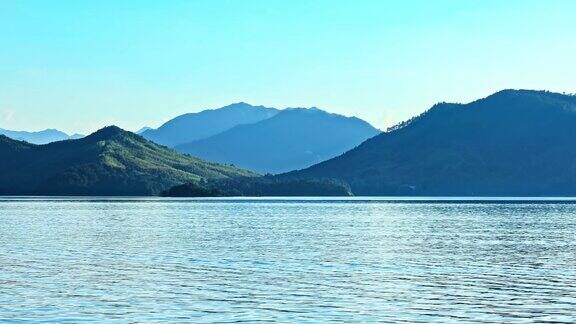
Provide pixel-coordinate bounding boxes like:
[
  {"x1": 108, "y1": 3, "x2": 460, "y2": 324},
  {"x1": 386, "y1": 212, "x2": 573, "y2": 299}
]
[
  {"x1": 0, "y1": 128, "x2": 83, "y2": 144},
  {"x1": 285, "y1": 90, "x2": 576, "y2": 196},
  {"x1": 141, "y1": 102, "x2": 279, "y2": 147},
  {"x1": 162, "y1": 177, "x2": 352, "y2": 197},
  {"x1": 176, "y1": 108, "x2": 380, "y2": 174},
  {"x1": 0, "y1": 126, "x2": 255, "y2": 196}
]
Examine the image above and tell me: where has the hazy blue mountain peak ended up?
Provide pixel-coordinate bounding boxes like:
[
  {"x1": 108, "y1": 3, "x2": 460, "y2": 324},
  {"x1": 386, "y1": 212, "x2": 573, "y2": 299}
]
[
  {"x1": 0, "y1": 128, "x2": 82, "y2": 144},
  {"x1": 176, "y1": 106, "x2": 380, "y2": 174},
  {"x1": 141, "y1": 102, "x2": 280, "y2": 147},
  {"x1": 136, "y1": 127, "x2": 152, "y2": 134},
  {"x1": 221, "y1": 102, "x2": 263, "y2": 109}
]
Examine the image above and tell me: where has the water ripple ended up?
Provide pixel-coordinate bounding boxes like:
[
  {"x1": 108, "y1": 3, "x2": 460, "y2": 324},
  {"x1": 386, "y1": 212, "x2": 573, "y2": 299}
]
[{"x1": 0, "y1": 200, "x2": 575, "y2": 322}]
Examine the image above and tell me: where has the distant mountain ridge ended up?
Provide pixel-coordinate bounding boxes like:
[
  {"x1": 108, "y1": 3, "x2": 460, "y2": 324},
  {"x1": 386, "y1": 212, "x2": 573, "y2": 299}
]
[
  {"x1": 0, "y1": 126, "x2": 254, "y2": 196},
  {"x1": 175, "y1": 107, "x2": 380, "y2": 174},
  {"x1": 285, "y1": 89, "x2": 576, "y2": 196},
  {"x1": 141, "y1": 102, "x2": 279, "y2": 147},
  {"x1": 0, "y1": 128, "x2": 83, "y2": 144},
  {"x1": 136, "y1": 127, "x2": 152, "y2": 134}
]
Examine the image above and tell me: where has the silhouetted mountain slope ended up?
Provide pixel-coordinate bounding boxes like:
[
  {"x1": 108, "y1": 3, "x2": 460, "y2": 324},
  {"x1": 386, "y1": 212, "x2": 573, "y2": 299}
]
[
  {"x1": 141, "y1": 102, "x2": 279, "y2": 147},
  {"x1": 285, "y1": 90, "x2": 576, "y2": 196},
  {"x1": 0, "y1": 126, "x2": 255, "y2": 196},
  {"x1": 0, "y1": 128, "x2": 84, "y2": 144},
  {"x1": 175, "y1": 108, "x2": 380, "y2": 174}
]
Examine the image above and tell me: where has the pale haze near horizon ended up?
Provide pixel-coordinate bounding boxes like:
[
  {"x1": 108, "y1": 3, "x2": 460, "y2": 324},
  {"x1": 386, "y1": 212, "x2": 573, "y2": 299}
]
[{"x1": 0, "y1": 0, "x2": 575, "y2": 135}]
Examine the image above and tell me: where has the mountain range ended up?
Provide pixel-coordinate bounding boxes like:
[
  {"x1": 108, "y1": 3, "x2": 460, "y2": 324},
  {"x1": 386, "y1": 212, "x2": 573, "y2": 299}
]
[
  {"x1": 0, "y1": 128, "x2": 83, "y2": 144},
  {"x1": 175, "y1": 107, "x2": 380, "y2": 174},
  {"x1": 285, "y1": 89, "x2": 576, "y2": 196},
  {"x1": 4, "y1": 89, "x2": 576, "y2": 197},
  {"x1": 139, "y1": 102, "x2": 379, "y2": 174}
]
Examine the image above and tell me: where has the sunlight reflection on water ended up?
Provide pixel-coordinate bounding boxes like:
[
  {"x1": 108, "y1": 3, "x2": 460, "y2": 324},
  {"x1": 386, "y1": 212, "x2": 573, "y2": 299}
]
[{"x1": 0, "y1": 198, "x2": 575, "y2": 322}]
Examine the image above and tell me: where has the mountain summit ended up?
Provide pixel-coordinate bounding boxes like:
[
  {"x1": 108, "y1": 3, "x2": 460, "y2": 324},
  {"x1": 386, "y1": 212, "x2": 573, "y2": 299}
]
[
  {"x1": 285, "y1": 90, "x2": 576, "y2": 196},
  {"x1": 141, "y1": 102, "x2": 279, "y2": 147},
  {"x1": 175, "y1": 107, "x2": 380, "y2": 174}
]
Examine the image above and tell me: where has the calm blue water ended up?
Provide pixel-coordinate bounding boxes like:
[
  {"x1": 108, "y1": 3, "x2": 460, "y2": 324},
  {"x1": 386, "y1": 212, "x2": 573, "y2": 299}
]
[{"x1": 1, "y1": 198, "x2": 575, "y2": 322}]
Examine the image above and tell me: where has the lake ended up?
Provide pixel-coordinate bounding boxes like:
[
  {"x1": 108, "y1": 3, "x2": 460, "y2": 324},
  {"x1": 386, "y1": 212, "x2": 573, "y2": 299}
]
[{"x1": 0, "y1": 198, "x2": 575, "y2": 322}]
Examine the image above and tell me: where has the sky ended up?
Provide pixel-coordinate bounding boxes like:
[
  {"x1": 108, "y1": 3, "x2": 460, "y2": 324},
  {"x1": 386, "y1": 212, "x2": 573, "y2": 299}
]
[{"x1": 1, "y1": 0, "x2": 575, "y2": 134}]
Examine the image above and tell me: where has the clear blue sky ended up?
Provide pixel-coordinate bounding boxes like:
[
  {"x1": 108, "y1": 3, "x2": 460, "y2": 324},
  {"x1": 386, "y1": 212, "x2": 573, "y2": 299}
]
[{"x1": 1, "y1": 0, "x2": 575, "y2": 134}]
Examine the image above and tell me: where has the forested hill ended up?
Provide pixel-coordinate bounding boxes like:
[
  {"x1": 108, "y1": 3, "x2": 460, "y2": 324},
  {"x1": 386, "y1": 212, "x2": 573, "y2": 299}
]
[
  {"x1": 284, "y1": 90, "x2": 576, "y2": 196},
  {"x1": 0, "y1": 126, "x2": 255, "y2": 196}
]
